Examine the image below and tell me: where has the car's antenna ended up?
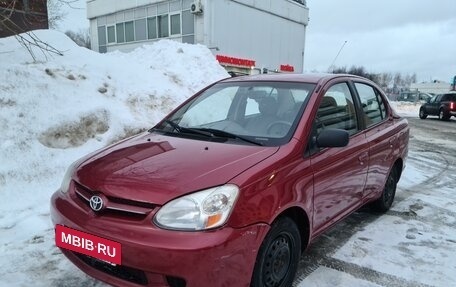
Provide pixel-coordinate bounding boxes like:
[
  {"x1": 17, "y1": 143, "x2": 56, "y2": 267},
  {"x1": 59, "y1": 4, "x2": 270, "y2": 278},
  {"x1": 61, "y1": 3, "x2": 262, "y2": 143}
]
[{"x1": 328, "y1": 40, "x2": 348, "y2": 73}]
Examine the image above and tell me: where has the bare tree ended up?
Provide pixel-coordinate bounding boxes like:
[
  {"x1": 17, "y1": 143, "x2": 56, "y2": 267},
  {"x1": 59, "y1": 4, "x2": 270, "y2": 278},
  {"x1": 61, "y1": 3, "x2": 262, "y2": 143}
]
[
  {"x1": 65, "y1": 28, "x2": 90, "y2": 48},
  {"x1": 0, "y1": 0, "x2": 63, "y2": 61},
  {"x1": 48, "y1": 0, "x2": 81, "y2": 29},
  {"x1": 1, "y1": 0, "x2": 81, "y2": 61},
  {"x1": 47, "y1": 0, "x2": 67, "y2": 29}
]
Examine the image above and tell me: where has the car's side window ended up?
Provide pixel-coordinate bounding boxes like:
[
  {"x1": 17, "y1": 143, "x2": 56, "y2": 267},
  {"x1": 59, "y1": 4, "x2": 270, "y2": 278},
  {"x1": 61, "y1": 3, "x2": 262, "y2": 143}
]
[
  {"x1": 355, "y1": 83, "x2": 386, "y2": 127},
  {"x1": 315, "y1": 82, "x2": 358, "y2": 136}
]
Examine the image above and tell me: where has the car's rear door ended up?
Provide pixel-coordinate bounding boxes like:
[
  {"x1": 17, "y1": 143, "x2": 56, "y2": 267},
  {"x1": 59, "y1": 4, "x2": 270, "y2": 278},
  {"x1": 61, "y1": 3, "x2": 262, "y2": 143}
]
[
  {"x1": 427, "y1": 95, "x2": 442, "y2": 115},
  {"x1": 352, "y1": 82, "x2": 400, "y2": 201},
  {"x1": 308, "y1": 81, "x2": 369, "y2": 235}
]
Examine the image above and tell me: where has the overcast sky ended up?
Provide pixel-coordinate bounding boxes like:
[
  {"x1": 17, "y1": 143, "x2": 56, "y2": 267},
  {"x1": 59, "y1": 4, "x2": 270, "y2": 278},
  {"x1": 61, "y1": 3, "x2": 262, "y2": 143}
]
[
  {"x1": 305, "y1": 0, "x2": 456, "y2": 82},
  {"x1": 59, "y1": 0, "x2": 456, "y2": 83}
]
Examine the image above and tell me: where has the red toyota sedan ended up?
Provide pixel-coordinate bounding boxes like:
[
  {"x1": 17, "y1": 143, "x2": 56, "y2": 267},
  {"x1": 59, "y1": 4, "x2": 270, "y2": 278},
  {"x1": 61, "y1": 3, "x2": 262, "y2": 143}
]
[{"x1": 51, "y1": 73, "x2": 409, "y2": 287}]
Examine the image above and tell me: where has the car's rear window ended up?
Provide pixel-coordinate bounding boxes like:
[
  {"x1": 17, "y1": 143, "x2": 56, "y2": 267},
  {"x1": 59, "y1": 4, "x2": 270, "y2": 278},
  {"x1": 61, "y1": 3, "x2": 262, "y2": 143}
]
[{"x1": 446, "y1": 94, "x2": 456, "y2": 101}]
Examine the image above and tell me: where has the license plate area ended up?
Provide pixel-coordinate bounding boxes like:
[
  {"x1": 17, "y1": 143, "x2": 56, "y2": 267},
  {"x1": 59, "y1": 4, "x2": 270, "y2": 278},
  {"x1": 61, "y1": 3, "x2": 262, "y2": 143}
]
[{"x1": 55, "y1": 224, "x2": 121, "y2": 265}]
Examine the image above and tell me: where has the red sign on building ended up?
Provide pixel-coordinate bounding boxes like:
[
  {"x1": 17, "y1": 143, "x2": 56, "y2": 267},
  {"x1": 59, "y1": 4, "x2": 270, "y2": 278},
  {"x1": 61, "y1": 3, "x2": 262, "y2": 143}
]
[{"x1": 216, "y1": 55, "x2": 256, "y2": 68}]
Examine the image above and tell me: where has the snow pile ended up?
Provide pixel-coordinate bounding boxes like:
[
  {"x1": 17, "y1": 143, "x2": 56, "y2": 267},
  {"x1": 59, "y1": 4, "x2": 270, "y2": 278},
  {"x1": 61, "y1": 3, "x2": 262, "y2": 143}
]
[
  {"x1": 0, "y1": 30, "x2": 227, "y2": 286},
  {"x1": 389, "y1": 101, "x2": 421, "y2": 118}
]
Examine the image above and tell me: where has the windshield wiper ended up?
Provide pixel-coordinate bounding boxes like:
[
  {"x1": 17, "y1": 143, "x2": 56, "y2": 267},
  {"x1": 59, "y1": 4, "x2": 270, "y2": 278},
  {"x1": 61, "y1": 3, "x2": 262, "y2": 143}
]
[
  {"x1": 163, "y1": 120, "x2": 214, "y2": 137},
  {"x1": 197, "y1": 128, "x2": 263, "y2": 146}
]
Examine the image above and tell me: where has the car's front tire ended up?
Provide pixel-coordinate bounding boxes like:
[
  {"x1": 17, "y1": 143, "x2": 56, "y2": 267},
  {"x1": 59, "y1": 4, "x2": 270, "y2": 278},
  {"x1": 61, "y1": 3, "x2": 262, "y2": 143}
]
[
  {"x1": 419, "y1": 108, "x2": 427, "y2": 119},
  {"x1": 251, "y1": 217, "x2": 301, "y2": 287},
  {"x1": 372, "y1": 167, "x2": 398, "y2": 212}
]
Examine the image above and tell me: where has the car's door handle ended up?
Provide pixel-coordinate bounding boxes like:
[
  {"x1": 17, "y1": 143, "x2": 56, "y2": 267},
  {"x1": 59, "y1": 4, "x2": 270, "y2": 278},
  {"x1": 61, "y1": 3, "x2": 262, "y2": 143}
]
[
  {"x1": 358, "y1": 152, "x2": 368, "y2": 164},
  {"x1": 389, "y1": 136, "x2": 396, "y2": 147}
]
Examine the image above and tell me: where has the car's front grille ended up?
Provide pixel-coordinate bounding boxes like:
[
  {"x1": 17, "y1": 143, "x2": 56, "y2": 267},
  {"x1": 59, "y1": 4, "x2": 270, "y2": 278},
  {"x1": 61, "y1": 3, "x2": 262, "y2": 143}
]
[
  {"x1": 74, "y1": 182, "x2": 156, "y2": 219},
  {"x1": 75, "y1": 253, "x2": 148, "y2": 285}
]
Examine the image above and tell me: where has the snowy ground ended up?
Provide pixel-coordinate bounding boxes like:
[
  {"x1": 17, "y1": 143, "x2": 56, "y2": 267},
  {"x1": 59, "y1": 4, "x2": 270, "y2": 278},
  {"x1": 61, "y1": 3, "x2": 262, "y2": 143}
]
[{"x1": 1, "y1": 30, "x2": 453, "y2": 287}]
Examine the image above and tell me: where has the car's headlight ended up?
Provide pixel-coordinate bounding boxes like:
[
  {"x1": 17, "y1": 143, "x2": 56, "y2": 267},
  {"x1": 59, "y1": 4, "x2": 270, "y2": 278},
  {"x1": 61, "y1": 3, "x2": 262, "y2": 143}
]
[
  {"x1": 60, "y1": 159, "x2": 82, "y2": 193},
  {"x1": 154, "y1": 184, "x2": 239, "y2": 231}
]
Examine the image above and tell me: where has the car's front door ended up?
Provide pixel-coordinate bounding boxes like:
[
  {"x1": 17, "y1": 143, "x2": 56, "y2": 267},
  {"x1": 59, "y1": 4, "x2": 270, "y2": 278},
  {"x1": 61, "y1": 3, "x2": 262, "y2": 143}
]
[{"x1": 309, "y1": 82, "x2": 369, "y2": 235}]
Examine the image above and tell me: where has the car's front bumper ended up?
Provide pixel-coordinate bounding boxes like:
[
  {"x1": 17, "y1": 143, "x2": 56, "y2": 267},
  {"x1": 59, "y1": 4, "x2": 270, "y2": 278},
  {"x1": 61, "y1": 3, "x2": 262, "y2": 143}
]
[{"x1": 50, "y1": 190, "x2": 270, "y2": 287}]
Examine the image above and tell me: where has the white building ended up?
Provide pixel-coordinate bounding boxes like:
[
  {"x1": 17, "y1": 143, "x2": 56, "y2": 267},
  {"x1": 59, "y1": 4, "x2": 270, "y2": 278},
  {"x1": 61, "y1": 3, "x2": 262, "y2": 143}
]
[
  {"x1": 86, "y1": 0, "x2": 309, "y2": 74},
  {"x1": 410, "y1": 81, "x2": 451, "y2": 95}
]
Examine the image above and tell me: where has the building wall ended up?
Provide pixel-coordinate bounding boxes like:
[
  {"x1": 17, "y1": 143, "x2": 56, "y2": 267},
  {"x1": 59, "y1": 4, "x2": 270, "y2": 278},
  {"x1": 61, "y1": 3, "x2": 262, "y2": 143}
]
[
  {"x1": 410, "y1": 82, "x2": 451, "y2": 95},
  {"x1": 87, "y1": 0, "x2": 308, "y2": 72},
  {"x1": 0, "y1": 0, "x2": 48, "y2": 37},
  {"x1": 205, "y1": 0, "x2": 308, "y2": 72}
]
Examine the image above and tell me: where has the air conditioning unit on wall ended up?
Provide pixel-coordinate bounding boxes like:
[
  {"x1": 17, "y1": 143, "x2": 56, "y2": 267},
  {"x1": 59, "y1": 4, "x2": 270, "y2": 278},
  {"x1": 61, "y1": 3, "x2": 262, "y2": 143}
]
[{"x1": 190, "y1": 1, "x2": 203, "y2": 14}]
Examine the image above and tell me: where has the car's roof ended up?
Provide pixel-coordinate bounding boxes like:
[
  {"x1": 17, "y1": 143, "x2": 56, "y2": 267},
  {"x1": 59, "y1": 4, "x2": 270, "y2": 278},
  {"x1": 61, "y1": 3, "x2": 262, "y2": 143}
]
[{"x1": 220, "y1": 73, "x2": 367, "y2": 84}]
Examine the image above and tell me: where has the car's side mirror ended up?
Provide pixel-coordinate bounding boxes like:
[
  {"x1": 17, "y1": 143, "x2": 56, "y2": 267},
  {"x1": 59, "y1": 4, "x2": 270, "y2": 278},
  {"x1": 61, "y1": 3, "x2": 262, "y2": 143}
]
[
  {"x1": 316, "y1": 129, "x2": 349, "y2": 148},
  {"x1": 427, "y1": 98, "x2": 431, "y2": 103}
]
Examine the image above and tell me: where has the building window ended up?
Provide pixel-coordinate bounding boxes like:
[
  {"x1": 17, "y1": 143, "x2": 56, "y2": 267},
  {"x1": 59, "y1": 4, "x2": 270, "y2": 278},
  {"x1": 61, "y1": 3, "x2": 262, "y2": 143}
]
[
  {"x1": 170, "y1": 0, "x2": 181, "y2": 12},
  {"x1": 147, "y1": 17, "x2": 157, "y2": 39},
  {"x1": 116, "y1": 23, "x2": 125, "y2": 43},
  {"x1": 125, "y1": 21, "x2": 134, "y2": 42},
  {"x1": 135, "y1": 19, "x2": 147, "y2": 41},
  {"x1": 97, "y1": 25, "x2": 107, "y2": 53},
  {"x1": 158, "y1": 14, "x2": 169, "y2": 38},
  {"x1": 107, "y1": 25, "x2": 116, "y2": 43},
  {"x1": 170, "y1": 13, "x2": 181, "y2": 35},
  {"x1": 182, "y1": 35, "x2": 194, "y2": 44},
  {"x1": 182, "y1": 10, "x2": 194, "y2": 35}
]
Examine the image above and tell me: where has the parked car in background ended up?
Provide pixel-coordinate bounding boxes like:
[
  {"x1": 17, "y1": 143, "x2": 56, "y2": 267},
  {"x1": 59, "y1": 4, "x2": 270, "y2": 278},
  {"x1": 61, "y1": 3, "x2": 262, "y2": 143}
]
[
  {"x1": 419, "y1": 92, "x2": 456, "y2": 121},
  {"x1": 397, "y1": 91, "x2": 432, "y2": 103},
  {"x1": 51, "y1": 73, "x2": 409, "y2": 287}
]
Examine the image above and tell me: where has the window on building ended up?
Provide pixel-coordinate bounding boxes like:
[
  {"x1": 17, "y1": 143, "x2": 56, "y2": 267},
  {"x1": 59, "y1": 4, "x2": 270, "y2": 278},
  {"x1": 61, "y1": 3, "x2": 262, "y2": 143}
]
[
  {"x1": 170, "y1": 13, "x2": 181, "y2": 35},
  {"x1": 116, "y1": 23, "x2": 125, "y2": 43},
  {"x1": 158, "y1": 14, "x2": 169, "y2": 38},
  {"x1": 182, "y1": 10, "x2": 194, "y2": 35},
  {"x1": 135, "y1": 19, "x2": 147, "y2": 41},
  {"x1": 107, "y1": 26, "x2": 116, "y2": 43},
  {"x1": 182, "y1": 35, "x2": 194, "y2": 44},
  {"x1": 170, "y1": 0, "x2": 181, "y2": 11},
  {"x1": 125, "y1": 21, "x2": 134, "y2": 42},
  {"x1": 147, "y1": 17, "x2": 157, "y2": 39},
  {"x1": 98, "y1": 25, "x2": 107, "y2": 53},
  {"x1": 98, "y1": 26, "x2": 107, "y2": 45}
]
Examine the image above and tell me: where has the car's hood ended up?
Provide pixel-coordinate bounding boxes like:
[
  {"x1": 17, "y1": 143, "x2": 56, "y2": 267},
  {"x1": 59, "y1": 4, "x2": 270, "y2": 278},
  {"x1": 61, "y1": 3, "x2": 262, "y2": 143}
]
[{"x1": 75, "y1": 132, "x2": 278, "y2": 205}]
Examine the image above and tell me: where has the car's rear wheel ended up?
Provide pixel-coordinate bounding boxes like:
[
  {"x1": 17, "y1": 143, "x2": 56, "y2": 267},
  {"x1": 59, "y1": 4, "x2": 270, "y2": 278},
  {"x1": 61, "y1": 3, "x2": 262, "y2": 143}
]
[
  {"x1": 251, "y1": 217, "x2": 301, "y2": 287},
  {"x1": 372, "y1": 167, "x2": 398, "y2": 212},
  {"x1": 439, "y1": 108, "x2": 450, "y2": 121},
  {"x1": 419, "y1": 108, "x2": 427, "y2": 119}
]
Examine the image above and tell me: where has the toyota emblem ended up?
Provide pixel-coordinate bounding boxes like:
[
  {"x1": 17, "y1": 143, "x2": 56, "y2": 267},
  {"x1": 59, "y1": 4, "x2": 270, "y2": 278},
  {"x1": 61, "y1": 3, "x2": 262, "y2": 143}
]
[{"x1": 89, "y1": 195, "x2": 104, "y2": 212}]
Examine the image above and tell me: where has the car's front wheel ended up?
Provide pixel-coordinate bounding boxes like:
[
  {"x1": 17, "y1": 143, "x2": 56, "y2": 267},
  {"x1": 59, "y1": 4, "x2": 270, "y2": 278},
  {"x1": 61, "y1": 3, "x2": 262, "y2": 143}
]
[
  {"x1": 251, "y1": 217, "x2": 301, "y2": 287},
  {"x1": 419, "y1": 108, "x2": 427, "y2": 119},
  {"x1": 372, "y1": 167, "x2": 398, "y2": 212}
]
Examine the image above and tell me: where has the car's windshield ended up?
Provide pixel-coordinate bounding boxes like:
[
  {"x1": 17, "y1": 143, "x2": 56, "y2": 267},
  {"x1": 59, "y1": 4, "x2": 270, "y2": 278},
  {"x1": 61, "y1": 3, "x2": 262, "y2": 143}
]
[{"x1": 155, "y1": 81, "x2": 316, "y2": 146}]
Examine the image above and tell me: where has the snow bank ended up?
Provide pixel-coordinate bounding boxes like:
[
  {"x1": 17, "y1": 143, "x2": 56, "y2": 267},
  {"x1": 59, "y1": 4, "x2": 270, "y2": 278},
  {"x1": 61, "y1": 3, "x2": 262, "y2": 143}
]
[
  {"x1": 0, "y1": 30, "x2": 227, "y2": 286},
  {"x1": 389, "y1": 101, "x2": 421, "y2": 118}
]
